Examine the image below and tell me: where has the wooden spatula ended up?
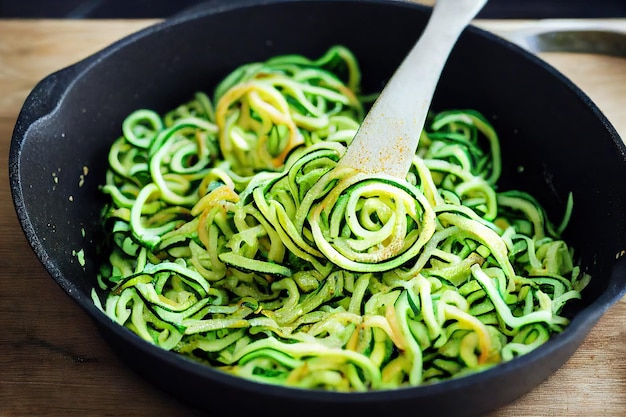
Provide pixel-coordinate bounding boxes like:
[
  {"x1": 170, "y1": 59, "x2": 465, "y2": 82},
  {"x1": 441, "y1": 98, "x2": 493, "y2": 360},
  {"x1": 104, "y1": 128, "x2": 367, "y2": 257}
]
[{"x1": 337, "y1": 0, "x2": 488, "y2": 178}]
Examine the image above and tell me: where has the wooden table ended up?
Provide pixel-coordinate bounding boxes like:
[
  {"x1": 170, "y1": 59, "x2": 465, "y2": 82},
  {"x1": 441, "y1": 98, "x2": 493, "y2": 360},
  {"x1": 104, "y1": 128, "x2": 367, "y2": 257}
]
[{"x1": 1, "y1": 19, "x2": 625, "y2": 416}]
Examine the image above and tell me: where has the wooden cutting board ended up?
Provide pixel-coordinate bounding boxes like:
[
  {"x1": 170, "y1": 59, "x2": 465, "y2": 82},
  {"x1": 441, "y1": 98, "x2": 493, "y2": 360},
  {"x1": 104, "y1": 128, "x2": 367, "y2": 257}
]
[{"x1": 0, "y1": 19, "x2": 624, "y2": 417}]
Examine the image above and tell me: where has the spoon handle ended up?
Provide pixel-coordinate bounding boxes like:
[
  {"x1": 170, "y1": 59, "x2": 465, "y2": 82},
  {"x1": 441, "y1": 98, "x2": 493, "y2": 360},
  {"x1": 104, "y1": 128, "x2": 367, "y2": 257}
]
[{"x1": 337, "y1": 0, "x2": 487, "y2": 178}]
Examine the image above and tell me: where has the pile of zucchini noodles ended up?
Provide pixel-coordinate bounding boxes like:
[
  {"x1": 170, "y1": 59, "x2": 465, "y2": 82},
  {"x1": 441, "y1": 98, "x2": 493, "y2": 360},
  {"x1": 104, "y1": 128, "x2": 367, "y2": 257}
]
[{"x1": 97, "y1": 45, "x2": 589, "y2": 390}]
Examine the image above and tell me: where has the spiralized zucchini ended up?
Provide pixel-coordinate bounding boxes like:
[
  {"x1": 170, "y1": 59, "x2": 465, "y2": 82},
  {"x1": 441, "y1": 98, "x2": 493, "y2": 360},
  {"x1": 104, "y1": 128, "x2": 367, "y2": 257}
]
[{"x1": 97, "y1": 45, "x2": 590, "y2": 390}]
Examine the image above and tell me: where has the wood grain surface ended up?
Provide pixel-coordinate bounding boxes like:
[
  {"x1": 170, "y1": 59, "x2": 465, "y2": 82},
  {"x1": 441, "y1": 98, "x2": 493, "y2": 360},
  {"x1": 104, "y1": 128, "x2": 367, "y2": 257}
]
[{"x1": 1, "y1": 19, "x2": 625, "y2": 417}]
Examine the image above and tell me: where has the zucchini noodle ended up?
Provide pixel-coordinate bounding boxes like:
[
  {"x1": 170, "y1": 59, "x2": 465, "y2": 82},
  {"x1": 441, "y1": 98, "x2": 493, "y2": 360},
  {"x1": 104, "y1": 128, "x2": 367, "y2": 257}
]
[{"x1": 97, "y1": 45, "x2": 590, "y2": 391}]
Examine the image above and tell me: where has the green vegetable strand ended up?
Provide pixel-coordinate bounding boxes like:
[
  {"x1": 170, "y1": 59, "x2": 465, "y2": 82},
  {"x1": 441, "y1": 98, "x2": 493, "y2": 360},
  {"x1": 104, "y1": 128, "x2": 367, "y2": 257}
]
[{"x1": 97, "y1": 46, "x2": 589, "y2": 391}]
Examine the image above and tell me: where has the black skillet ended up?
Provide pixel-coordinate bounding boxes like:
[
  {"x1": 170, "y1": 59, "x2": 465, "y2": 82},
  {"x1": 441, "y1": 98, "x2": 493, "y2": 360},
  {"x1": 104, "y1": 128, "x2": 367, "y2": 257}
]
[{"x1": 9, "y1": 0, "x2": 626, "y2": 416}]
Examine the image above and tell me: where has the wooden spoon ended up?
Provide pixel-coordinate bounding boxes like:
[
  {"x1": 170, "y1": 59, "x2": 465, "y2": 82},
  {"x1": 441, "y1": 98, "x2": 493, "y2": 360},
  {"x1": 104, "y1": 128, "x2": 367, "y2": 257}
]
[{"x1": 337, "y1": 0, "x2": 488, "y2": 178}]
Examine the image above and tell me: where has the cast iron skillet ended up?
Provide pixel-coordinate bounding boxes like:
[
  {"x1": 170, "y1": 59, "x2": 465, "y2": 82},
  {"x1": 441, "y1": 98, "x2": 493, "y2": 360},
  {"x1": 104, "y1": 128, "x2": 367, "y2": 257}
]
[{"x1": 9, "y1": 0, "x2": 626, "y2": 415}]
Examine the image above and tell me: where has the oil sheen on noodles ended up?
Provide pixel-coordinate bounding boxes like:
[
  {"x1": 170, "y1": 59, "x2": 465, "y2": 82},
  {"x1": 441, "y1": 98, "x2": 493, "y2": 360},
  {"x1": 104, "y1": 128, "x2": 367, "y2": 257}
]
[{"x1": 96, "y1": 46, "x2": 589, "y2": 391}]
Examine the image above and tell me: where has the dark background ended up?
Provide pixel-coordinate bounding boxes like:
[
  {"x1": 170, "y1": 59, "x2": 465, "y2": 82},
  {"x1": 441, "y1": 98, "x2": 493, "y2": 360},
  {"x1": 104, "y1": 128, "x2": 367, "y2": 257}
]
[{"x1": 0, "y1": 0, "x2": 625, "y2": 19}]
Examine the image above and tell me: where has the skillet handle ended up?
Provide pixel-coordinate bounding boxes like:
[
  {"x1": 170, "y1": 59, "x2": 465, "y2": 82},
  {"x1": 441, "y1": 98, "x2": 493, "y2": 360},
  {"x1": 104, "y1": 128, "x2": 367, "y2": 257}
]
[{"x1": 12, "y1": 63, "x2": 85, "y2": 140}]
